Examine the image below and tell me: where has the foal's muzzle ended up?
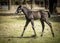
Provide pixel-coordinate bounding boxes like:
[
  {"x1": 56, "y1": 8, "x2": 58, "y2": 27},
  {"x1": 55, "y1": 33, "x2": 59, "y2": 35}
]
[
  {"x1": 15, "y1": 11, "x2": 18, "y2": 14},
  {"x1": 15, "y1": 10, "x2": 22, "y2": 14}
]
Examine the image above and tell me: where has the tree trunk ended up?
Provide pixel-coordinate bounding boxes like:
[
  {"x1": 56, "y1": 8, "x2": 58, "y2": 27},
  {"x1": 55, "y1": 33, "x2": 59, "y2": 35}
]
[
  {"x1": 31, "y1": 0, "x2": 35, "y2": 9},
  {"x1": 49, "y1": 0, "x2": 54, "y2": 14},
  {"x1": 8, "y1": 0, "x2": 11, "y2": 10},
  {"x1": 45, "y1": 0, "x2": 48, "y2": 9},
  {"x1": 53, "y1": 0, "x2": 57, "y2": 13},
  {"x1": 49, "y1": 0, "x2": 57, "y2": 14}
]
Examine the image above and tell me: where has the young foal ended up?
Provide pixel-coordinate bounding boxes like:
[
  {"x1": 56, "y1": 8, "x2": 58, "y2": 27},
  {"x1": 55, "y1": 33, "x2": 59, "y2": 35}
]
[{"x1": 15, "y1": 5, "x2": 54, "y2": 37}]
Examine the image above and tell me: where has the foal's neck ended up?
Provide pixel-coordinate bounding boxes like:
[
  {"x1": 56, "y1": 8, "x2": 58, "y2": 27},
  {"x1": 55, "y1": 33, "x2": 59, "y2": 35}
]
[{"x1": 22, "y1": 7, "x2": 30, "y2": 17}]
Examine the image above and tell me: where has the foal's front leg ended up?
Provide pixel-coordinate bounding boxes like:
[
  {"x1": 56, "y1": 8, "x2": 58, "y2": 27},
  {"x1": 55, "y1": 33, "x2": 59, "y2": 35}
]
[
  {"x1": 21, "y1": 20, "x2": 30, "y2": 37},
  {"x1": 31, "y1": 19, "x2": 36, "y2": 37}
]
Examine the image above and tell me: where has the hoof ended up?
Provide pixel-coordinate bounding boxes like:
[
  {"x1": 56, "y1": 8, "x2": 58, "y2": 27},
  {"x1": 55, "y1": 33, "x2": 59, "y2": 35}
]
[
  {"x1": 52, "y1": 32, "x2": 55, "y2": 37},
  {"x1": 21, "y1": 35, "x2": 23, "y2": 38},
  {"x1": 52, "y1": 33, "x2": 55, "y2": 37},
  {"x1": 41, "y1": 34, "x2": 43, "y2": 37},
  {"x1": 31, "y1": 35, "x2": 36, "y2": 37}
]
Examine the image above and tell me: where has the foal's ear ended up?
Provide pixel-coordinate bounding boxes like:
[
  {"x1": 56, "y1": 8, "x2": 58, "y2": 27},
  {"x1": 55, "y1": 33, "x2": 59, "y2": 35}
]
[
  {"x1": 18, "y1": 5, "x2": 22, "y2": 8},
  {"x1": 19, "y1": 5, "x2": 22, "y2": 7},
  {"x1": 19, "y1": 5, "x2": 21, "y2": 8}
]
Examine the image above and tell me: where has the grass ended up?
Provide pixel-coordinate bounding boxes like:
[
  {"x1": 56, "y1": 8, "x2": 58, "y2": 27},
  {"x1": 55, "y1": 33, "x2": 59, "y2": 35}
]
[{"x1": 0, "y1": 15, "x2": 60, "y2": 43}]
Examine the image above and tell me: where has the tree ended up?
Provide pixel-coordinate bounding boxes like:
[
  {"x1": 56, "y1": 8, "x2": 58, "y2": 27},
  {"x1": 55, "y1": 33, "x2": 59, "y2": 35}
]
[
  {"x1": 44, "y1": 0, "x2": 48, "y2": 9},
  {"x1": 49, "y1": 0, "x2": 57, "y2": 14},
  {"x1": 31, "y1": 0, "x2": 35, "y2": 9},
  {"x1": 49, "y1": 0, "x2": 54, "y2": 14},
  {"x1": 53, "y1": 0, "x2": 57, "y2": 13},
  {"x1": 8, "y1": 0, "x2": 11, "y2": 10}
]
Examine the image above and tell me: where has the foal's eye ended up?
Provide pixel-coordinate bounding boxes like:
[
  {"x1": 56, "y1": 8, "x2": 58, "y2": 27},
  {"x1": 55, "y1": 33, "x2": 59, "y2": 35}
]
[{"x1": 19, "y1": 8, "x2": 20, "y2": 9}]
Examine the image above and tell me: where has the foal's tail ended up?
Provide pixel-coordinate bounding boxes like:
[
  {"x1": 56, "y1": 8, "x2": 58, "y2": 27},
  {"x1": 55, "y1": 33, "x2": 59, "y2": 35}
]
[
  {"x1": 46, "y1": 11, "x2": 50, "y2": 18},
  {"x1": 48, "y1": 12, "x2": 50, "y2": 18},
  {"x1": 39, "y1": 10, "x2": 51, "y2": 18}
]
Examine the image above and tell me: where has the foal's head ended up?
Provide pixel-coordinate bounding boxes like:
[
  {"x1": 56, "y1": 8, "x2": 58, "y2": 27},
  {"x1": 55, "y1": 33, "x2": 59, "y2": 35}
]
[
  {"x1": 15, "y1": 5, "x2": 30, "y2": 14},
  {"x1": 15, "y1": 5, "x2": 23, "y2": 14}
]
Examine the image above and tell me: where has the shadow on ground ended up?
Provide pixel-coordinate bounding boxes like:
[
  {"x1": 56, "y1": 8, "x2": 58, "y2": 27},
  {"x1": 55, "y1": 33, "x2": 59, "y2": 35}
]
[
  {"x1": 0, "y1": 36, "x2": 37, "y2": 39},
  {"x1": 50, "y1": 15, "x2": 60, "y2": 22},
  {"x1": 12, "y1": 16, "x2": 25, "y2": 20}
]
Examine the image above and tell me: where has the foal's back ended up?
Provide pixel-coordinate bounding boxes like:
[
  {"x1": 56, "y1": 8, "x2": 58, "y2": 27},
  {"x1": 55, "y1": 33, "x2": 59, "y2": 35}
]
[
  {"x1": 30, "y1": 11, "x2": 41, "y2": 20},
  {"x1": 21, "y1": 6, "x2": 49, "y2": 20}
]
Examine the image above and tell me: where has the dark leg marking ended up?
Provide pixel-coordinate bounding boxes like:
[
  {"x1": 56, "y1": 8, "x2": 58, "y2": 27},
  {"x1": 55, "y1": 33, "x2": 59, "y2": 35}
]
[{"x1": 21, "y1": 20, "x2": 30, "y2": 37}]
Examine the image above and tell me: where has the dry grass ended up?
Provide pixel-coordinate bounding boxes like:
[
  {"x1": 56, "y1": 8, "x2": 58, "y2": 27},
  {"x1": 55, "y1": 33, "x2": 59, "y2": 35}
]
[{"x1": 0, "y1": 15, "x2": 60, "y2": 43}]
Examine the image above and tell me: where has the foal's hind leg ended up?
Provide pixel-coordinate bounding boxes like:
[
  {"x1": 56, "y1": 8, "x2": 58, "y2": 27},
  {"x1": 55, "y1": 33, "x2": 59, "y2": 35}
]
[
  {"x1": 31, "y1": 19, "x2": 36, "y2": 37},
  {"x1": 44, "y1": 20, "x2": 54, "y2": 37},
  {"x1": 21, "y1": 20, "x2": 30, "y2": 37},
  {"x1": 40, "y1": 19, "x2": 45, "y2": 37}
]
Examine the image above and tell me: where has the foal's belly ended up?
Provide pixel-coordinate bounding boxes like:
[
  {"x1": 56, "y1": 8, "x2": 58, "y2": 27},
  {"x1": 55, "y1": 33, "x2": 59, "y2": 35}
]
[{"x1": 32, "y1": 12, "x2": 41, "y2": 20}]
